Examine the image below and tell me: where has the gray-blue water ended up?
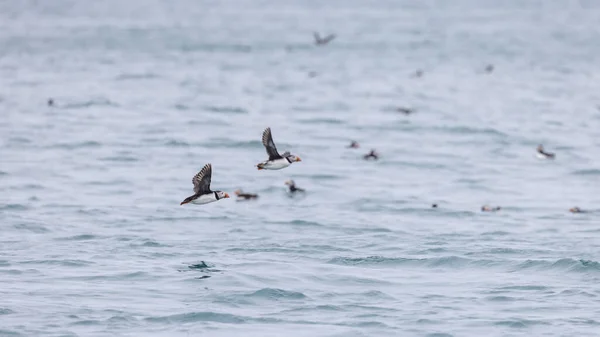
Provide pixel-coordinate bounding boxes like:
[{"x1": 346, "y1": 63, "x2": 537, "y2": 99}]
[{"x1": 2, "y1": 1, "x2": 600, "y2": 336}]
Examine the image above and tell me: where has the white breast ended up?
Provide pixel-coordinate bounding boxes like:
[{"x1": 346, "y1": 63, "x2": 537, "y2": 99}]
[
  {"x1": 263, "y1": 158, "x2": 291, "y2": 170},
  {"x1": 191, "y1": 193, "x2": 217, "y2": 205}
]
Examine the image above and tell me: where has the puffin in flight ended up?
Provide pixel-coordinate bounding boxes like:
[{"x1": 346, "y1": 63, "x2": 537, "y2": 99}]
[
  {"x1": 313, "y1": 32, "x2": 336, "y2": 46},
  {"x1": 180, "y1": 163, "x2": 229, "y2": 205},
  {"x1": 256, "y1": 127, "x2": 301, "y2": 170},
  {"x1": 536, "y1": 145, "x2": 555, "y2": 159}
]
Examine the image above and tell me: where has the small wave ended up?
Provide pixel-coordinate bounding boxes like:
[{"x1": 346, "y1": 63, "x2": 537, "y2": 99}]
[
  {"x1": 246, "y1": 288, "x2": 307, "y2": 300},
  {"x1": 13, "y1": 223, "x2": 48, "y2": 233},
  {"x1": 426, "y1": 333, "x2": 454, "y2": 337},
  {"x1": 515, "y1": 258, "x2": 600, "y2": 273},
  {"x1": 61, "y1": 98, "x2": 118, "y2": 109},
  {"x1": 100, "y1": 155, "x2": 138, "y2": 162},
  {"x1": 296, "y1": 118, "x2": 346, "y2": 125},
  {"x1": 328, "y1": 255, "x2": 476, "y2": 269},
  {"x1": 498, "y1": 285, "x2": 549, "y2": 291},
  {"x1": 0, "y1": 171, "x2": 8, "y2": 176},
  {"x1": 0, "y1": 308, "x2": 14, "y2": 315},
  {"x1": 204, "y1": 105, "x2": 247, "y2": 114},
  {"x1": 494, "y1": 319, "x2": 550, "y2": 328},
  {"x1": 485, "y1": 295, "x2": 519, "y2": 302},
  {"x1": 1, "y1": 204, "x2": 28, "y2": 211},
  {"x1": 20, "y1": 259, "x2": 93, "y2": 267},
  {"x1": 435, "y1": 125, "x2": 507, "y2": 137},
  {"x1": 145, "y1": 311, "x2": 246, "y2": 324},
  {"x1": 50, "y1": 141, "x2": 102, "y2": 149},
  {"x1": 115, "y1": 73, "x2": 160, "y2": 81},
  {"x1": 55, "y1": 234, "x2": 98, "y2": 241},
  {"x1": 71, "y1": 319, "x2": 101, "y2": 326},
  {"x1": 164, "y1": 139, "x2": 189, "y2": 147},
  {"x1": 572, "y1": 169, "x2": 600, "y2": 176},
  {"x1": 0, "y1": 330, "x2": 22, "y2": 336}
]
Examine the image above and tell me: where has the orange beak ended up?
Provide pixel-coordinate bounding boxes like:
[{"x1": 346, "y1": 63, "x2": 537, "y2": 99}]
[
  {"x1": 224, "y1": 193, "x2": 230, "y2": 198},
  {"x1": 180, "y1": 200, "x2": 189, "y2": 205},
  {"x1": 296, "y1": 157, "x2": 302, "y2": 162}
]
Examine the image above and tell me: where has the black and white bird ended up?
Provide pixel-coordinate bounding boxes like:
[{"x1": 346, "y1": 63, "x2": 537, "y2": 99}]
[
  {"x1": 180, "y1": 163, "x2": 229, "y2": 205},
  {"x1": 536, "y1": 145, "x2": 555, "y2": 159},
  {"x1": 347, "y1": 140, "x2": 360, "y2": 149},
  {"x1": 285, "y1": 180, "x2": 305, "y2": 193},
  {"x1": 481, "y1": 205, "x2": 501, "y2": 212},
  {"x1": 256, "y1": 127, "x2": 302, "y2": 170},
  {"x1": 314, "y1": 32, "x2": 336, "y2": 46},
  {"x1": 363, "y1": 149, "x2": 379, "y2": 160}
]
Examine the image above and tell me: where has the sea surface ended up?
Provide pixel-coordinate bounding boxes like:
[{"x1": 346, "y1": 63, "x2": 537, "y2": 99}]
[{"x1": 2, "y1": 1, "x2": 600, "y2": 336}]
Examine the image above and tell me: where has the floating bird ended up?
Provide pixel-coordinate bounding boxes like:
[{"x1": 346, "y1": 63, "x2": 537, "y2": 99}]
[
  {"x1": 363, "y1": 149, "x2": 378, "y2": 160},
  {"x1": 569, "y1": 207, "x2": 586, "y2": 213},
  {"x1": 256, "y1": 127, "x2": 301, "y2": 170},
  {"x1": 485, "y1": 64, "x2": 494, "y2": 73},
  {"x1": 481, "y1": 205, "x2": 501, "y2": 212},
  {"x1": 536, "y1": 145, "x2": 555, "y2": 159},
  {"x1": 234, "y1": 189, "x2": 259, "y2": 201},
  {"x1": 47, "y1": 98, "x2": 54, "y2": 106},
  {"x1": 397, "y1": 107, "x2": 415, "y2": 115},
  {"x1": 285, "y1": 180, "x2": 305, "y2": 193},
  {"x1": 412, "y1": 69, "x2": 424, "y2": 78},
  {"x1": 432, "y1": 204, "x2": 438, "y2": 208},
  {"x1": 314, "y1": 32, "x2": 336, "y2": 46},
  {"x1": 180, "y1": 163, "x2": 229, "y2": 205},
  {"x1": 347, "y1": 140, "x2": 360, "y2": 149}
]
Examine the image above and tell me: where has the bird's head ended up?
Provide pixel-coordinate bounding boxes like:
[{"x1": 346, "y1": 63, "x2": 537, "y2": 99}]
[
  {"x1": 234, "y1": 189, "x2": 242, "y2": 196},
  {"x1": 216, "y1": 191, "x2": 230, "y2": 200},
  {"x1": 285, "y1": 180, "x2": 295, "y2": 186},
  {"x1": 537, "y1": 145, "x2": 544, "y2": 152},
  {"x1": 288, "y1": 154, "x2": 301, "y2": 162}
]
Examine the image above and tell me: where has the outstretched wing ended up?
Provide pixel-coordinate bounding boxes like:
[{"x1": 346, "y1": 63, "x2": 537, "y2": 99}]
[
  {"x1": 313, "y1": 32, "x2": 321, "y2": 43},
  {"x1": 262, "y1": 127, "x2": 282, "y2": 160},
  {"x1": 322, "y1": 34, "x2": 336, "y2": 44},
  {"x1": 192, "y1": 163, "x2": 212, "y2": 194}
]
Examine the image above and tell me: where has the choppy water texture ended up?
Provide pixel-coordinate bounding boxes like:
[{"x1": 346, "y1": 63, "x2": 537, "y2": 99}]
[{"x1": 2, "y1": 1, "x2": 600, "y2": 336}]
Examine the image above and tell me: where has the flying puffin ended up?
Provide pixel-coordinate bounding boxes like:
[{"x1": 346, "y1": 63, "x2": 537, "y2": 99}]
[
  {"x1": 536, "y1": 145, "x2": 555, "y2": 159},
  {"x1": 256, "y1": 127, "x2": 301, "y2": 170},
  {"x1": 397, "y1": 107, "x2": 415, "y2": 115},
  {"x1": 569, "y1": 207, "x2": 586, "y2": 213},
  {"x1": 363, "y1": 149, "x2": 378, "y2": 160},
  {"x1": 180, "y1": 163, "x2": 229, "y2": 205},
  {"x1": 313, "y1": 32, "x2": 336, "y2": 46},
  {"x1": 234, "y1": 189, "x2": 259, "y2": 201},
  {"x1": 285, "y1": 180, "x2": 305, "y2": 193}
]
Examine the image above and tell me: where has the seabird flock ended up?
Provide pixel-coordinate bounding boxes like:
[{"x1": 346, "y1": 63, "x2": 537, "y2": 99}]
[{"x1": 172, "y1": 34, "x2": 586, "y2": 213}]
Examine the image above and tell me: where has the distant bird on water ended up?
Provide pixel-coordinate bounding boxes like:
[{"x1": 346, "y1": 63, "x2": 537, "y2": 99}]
[
  {"x1": 47, "y1": 98, "x2": 54, "y2": 106},
  {"x1": 285, "y1": 180, "x2": 305, "y2": 193},
  {"x1": 569, "y1": 207, "x2": 586, "y2": 214},
  {"x1": 363, "y1": 149, "x2": 379, "y2": 160},
  {"x1": 397, "y1": 107, "x2": 415, "y2": 115},
  {"x1": 412, "y1": 69, "x2": 424, "y2": 78},
  {"x1": 314, "y1": 32, "x2": 336, "y2": 46},
  {"x1": 481, "y1": 205, "x2": 501, "y2": 212},
  {"x1": 347, "y1": 140, "x2": 360, "y2": 149},
  {"x1": 536, "y1": 145, "x2": 555, "y2": 159},
  {"x1": 234, "y1": 189, "x2": 259, "y2": 201},
  {"x1": 256, "y1": 127, "x2": 302, "y2": 170},
  {"x1": 180, "y1": 163, "x2": 229, "y2": 205},
  {"x1": 485, "y1": 64, "x2": 494, "y2": 73}
]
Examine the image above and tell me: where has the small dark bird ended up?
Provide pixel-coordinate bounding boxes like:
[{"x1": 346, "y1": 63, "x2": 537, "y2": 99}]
[
  {"x1": 412, "y1": 69, "x2": 424, "y2": 78},
  {"x1": 570, "y1": 207, "x2": 586, "y2": 213},
  {"x1": 314, "y1": 32, "x2": 336, "y2": 46},
  {"x1": 234, "y1": 189, "x2": 259, "y2": 201},
  {"x1": 47, "y1": 98, "x2": 54, "y2": 106},
  {"x1": 485, "y1": 64, "x2": 494, "y2": 73},
  {"x1": 396, "y1": 107, "x2": 415, "y2": 115},
  {"x1": 285, "y1": 180, "x2": 305, "y2": 193},
  {"x1": 536, "y1": 145, "x2": 555, "y2": 159},
  {"x1": 432, "y1": 204, "x2": 438, "y2": 208},
  {"x1": 363, "y1": 149, "x2": 378, "y2": 160},
  {"x1": 481, "y1": 205, "x2": 501, "y2": 212},
  {"x1": 347, "y1": 141, "x2": 360, "y2": 149}
]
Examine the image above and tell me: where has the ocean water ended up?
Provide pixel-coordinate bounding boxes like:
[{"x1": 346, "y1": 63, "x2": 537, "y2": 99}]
[{"x1": 2, "y1": 0, "x2": 600, "y2": 336}]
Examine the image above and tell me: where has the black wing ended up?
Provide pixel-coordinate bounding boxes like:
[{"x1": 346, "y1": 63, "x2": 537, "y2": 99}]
[
  {"x1": 313, "y1": 32, "x2": 321, "y2": 43},
  {"x1": 322, "y1": 34, "x2": 336, "y2": 44},
  {"x1": 262, "y1": 127, "x2": 282, "y2": 160},
  {"x1": 192, "y1": 163, "x2": 212, "y2": 194}
]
